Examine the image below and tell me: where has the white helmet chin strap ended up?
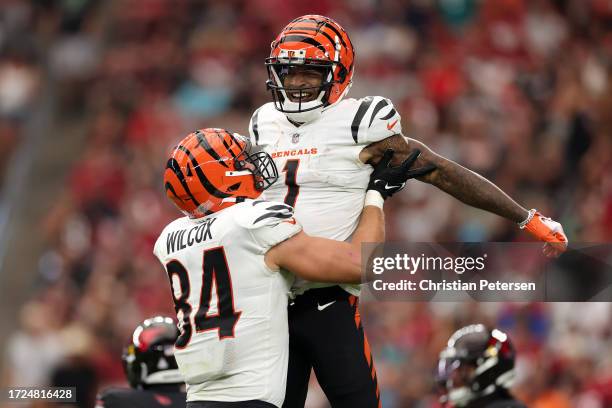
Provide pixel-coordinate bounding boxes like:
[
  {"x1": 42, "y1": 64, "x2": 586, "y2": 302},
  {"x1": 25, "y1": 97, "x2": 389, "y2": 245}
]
[
  {"x1": 283, "y1": 77, "x2": 353, "y2": 124},
  {"x1": 284, "y1": 104, "x2": 324, "y2": 123}
]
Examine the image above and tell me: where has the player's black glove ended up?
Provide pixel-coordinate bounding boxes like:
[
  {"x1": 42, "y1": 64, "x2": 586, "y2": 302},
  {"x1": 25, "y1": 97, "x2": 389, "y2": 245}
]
[{"x1": 367, "y1": 148, "x2": 436, "y2": 200}]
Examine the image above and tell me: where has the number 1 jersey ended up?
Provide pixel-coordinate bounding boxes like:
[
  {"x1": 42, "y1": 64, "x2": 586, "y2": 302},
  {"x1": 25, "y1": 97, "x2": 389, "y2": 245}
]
[
  {"x1": 249, "y1": 96, "x2": 402, "y2": 295},
  {"x1": 153, "y1": 200, "x2": 302, "y2": 407}
]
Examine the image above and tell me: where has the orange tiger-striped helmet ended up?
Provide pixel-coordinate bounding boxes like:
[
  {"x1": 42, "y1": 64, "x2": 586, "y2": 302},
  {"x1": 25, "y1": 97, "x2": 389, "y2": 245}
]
[
  {"x1": 266, "y1": 15, "x2": 355, "y2": 123},
  {"x1": 164, "y1": 128, "x2": 278, "y2": 218}
]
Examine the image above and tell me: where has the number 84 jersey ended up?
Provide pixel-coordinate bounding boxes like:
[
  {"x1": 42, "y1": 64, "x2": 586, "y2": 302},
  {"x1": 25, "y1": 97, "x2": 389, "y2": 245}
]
[
  {"x1": 249, "y1": 97, "x2": 401, "y2": 293},
  {"x1": 153, "y1": 200, "x2": 302, "y2": 406}
]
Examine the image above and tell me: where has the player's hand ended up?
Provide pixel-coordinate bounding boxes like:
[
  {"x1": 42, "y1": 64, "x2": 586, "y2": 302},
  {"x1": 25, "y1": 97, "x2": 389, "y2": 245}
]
[
  {"x1": 519, "y1": 210, "x2": 568, "y2": 258},
  {"x1": 367, "y1": 149, "x2": 435, "y2": 199}
]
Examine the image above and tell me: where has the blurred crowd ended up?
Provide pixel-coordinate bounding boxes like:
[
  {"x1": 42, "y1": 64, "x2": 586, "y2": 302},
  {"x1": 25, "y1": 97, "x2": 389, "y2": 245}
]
[
  {"x1": 2, "y1": 0, "x2": 612, "y2": 407},
  {"x1": 0, "y1": 0, "x2": 44, "y2": 190}
]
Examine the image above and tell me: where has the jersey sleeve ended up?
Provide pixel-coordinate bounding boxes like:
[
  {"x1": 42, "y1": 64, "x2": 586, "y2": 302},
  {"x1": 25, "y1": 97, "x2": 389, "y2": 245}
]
[
  {"x1": 235, "y1": 200, "x2": 303, "y2": 254},
  {"x1": 153, "y1": 224, "x2": 171, "y2": 262},
  {"x1": 152, "y1": 220, "x2": 182, "y2": 263},
  {"x1": 351, "y1": 96, "x2": 402, "y2": 145},
  {"x1": 248, "y1": 106, "x2": 263, "y2": 146}
]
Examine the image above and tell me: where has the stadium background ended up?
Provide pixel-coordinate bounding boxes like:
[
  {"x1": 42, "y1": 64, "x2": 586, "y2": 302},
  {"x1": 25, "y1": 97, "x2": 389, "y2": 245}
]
[{"x1": 0, "y1": 0, "x2": 611, "y2": 407}]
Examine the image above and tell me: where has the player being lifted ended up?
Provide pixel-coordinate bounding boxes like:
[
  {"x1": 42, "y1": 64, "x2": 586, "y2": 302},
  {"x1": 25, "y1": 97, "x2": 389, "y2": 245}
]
[
  {"x1": 249, "y1": 14, "x2": 569, "y2": 407},
  {"x1": 153, "y1": 128, "x2": 424, "y2": 407}
]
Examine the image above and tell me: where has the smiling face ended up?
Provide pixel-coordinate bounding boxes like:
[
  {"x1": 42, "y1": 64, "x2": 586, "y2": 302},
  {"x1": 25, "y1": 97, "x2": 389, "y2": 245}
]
[{"x1": 282, "y1": 65, "x2": 325, "y2": 102}]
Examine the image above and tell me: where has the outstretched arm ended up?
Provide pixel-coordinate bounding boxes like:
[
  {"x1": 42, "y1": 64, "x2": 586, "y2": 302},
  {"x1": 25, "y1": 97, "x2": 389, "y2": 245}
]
[
  {"x1": 361, "y1": 134, "x2": 528, "y2": 222},
  {"x1": 360, "y1": 135, "x2": 568, "y2": 256}
]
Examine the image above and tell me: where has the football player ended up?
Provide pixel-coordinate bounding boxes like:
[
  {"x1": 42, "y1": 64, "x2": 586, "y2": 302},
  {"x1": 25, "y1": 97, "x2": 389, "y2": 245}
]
[
  {"x1": 153, "y1": 128, "x2": 425, "y2": 408},
  {"x1": 250, "y1": 14, "x2": 568, "y2": 408},
  {"x1": 95, "y1": 316, "x2": 186, "y2": 408},
  {"x1": 437, "y1": 324, "x2": 527, "y2": 408}
]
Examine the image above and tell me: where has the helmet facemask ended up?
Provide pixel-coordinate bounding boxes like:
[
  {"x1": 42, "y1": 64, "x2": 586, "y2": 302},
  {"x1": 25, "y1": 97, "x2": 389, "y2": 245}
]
[
  {"x1": 266, "y1": 49, "x2": 340, "y2": 123},
  {"x1": 437, "y1": 351, "x2": 478, "y2": 407},
  {"x1": 122, "y1": 316, "x2": 183, "y2": 389},
  {"x1": 231, "y1": 138, "x2": 278, "y2": 193},
  {"x1": 437, "y1": 325, "x2": 516, "y2": 407},
  {"x1": 234, "y1": 150, "x2": 278, "y2": 191}
]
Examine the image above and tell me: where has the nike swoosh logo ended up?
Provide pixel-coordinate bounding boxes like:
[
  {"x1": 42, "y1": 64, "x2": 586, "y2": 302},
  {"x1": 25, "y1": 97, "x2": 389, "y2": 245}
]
[
  {"x1": 387, "y1": 119, "x2": 398, "y2": 130},
  {"x1": 317, "y1": 301, "x2": 336, "y2": 311},
  {"x1": 375, "y1": 180, "x2": 401, "y2": 190}
]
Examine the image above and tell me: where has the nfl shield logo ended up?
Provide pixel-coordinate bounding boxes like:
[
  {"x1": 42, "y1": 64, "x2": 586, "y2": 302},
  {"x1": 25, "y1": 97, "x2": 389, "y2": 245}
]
[{"x1": 292, "y1": 133, "x2": 300, "y2": 144}]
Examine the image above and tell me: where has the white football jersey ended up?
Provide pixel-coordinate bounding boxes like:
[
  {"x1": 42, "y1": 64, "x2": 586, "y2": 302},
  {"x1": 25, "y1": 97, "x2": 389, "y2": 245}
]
[
  {"x1": 153, "y1": 200, "x2": 302, "y2": 407},
  {"x1": 249, "y1": 96, "x2": 401, "y2": 295}
]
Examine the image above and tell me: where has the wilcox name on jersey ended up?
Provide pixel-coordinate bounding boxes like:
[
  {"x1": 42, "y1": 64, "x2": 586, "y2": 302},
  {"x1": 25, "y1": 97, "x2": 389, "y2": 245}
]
[
  {"x1": 153, "y1": 200, "x2": 302, "y2": 407},
  {"x1": 165, "y1": 217, "x2": 216, "y2": 254}
]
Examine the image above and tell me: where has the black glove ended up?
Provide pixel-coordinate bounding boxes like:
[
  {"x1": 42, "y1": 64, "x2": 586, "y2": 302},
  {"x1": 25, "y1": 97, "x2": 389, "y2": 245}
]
[{"x1": 367, "y1": 148, "x2": 436, "y2": 199}]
